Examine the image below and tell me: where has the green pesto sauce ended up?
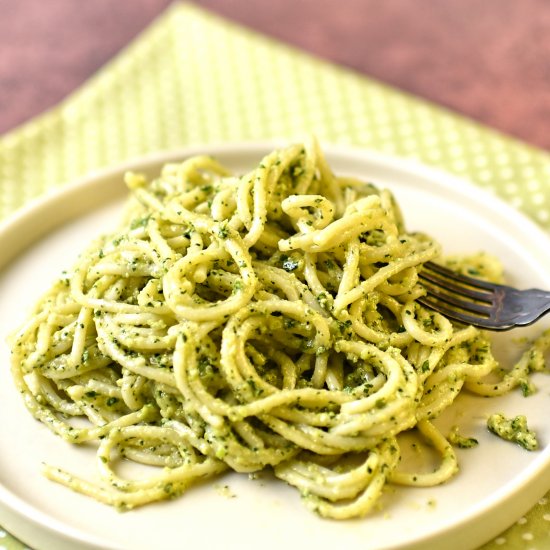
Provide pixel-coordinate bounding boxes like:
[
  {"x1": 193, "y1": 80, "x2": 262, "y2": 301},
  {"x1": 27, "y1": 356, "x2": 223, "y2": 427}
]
[
  {"x1": 448, "y1": 425, "x2": 479, "y2": 449},
  {"x1": 487, "y1": 413, "x2": 538, "y2": 451}
]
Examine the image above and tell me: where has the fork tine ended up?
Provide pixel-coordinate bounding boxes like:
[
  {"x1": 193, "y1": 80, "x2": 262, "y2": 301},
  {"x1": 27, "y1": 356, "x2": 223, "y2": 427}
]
[
  {"x1": 419, "y1": 269, "x2": 493, "y2": 302},
  {"x1": 421, "y1": 261, "x2": 497, "y2": 291},
  {"x1": 418, "y1": 283, "x2": 494, "y2": 315},
  {"x1": 418, "y1": 261, "x2": 499, "y2": 328},
  {"x1": 416, "y1": 262, "x2": 550, "y2": 331},
  {"x1": 418, "y1": 296, "x2": 506, "y2": 329}
]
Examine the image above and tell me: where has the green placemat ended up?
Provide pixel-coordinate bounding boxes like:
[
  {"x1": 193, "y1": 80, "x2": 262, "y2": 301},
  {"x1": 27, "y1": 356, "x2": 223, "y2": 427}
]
[{"x1": 1, "y1": 3, "x2": 549, "y2": 549}]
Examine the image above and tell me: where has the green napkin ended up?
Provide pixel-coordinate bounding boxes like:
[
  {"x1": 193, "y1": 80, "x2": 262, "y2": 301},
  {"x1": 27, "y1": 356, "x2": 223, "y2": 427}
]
[{"x1": 1, "y1": 3, "x2": 550, "y2": 549}]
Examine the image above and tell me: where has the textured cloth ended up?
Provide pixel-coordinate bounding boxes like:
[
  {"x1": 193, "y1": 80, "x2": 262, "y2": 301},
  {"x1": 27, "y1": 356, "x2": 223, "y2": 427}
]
[{"x1": 1, "y1": 3, "x2": 550, "y2": 549}]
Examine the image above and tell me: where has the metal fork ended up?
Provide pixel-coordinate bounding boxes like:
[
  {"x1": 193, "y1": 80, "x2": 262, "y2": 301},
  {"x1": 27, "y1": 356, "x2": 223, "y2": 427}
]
[{"x1": 417, "y1": 261, "x2": 550, "y2": 331}]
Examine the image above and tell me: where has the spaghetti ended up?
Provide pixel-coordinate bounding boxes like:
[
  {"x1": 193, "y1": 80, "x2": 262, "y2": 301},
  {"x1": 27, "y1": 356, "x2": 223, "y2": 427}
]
[{"x1": 9, "y1": 141, "x2": 549, "y2": 518}]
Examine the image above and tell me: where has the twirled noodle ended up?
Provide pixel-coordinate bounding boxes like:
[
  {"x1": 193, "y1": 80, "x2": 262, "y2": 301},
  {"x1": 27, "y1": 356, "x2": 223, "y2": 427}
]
[{"x1": 9, "y1": 140, "x2": 550, "y2": 519}]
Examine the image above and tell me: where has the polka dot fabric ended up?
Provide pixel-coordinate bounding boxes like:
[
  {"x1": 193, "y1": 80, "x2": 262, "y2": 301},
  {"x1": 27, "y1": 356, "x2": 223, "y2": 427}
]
[{"x1": 0, "y1": 3, "x2": 549, "y2": 549}]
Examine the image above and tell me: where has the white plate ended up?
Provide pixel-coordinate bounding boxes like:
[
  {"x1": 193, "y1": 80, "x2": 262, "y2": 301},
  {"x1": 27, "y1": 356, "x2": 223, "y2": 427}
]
[{"x1": 1, "y1": 143, "x2": 549, "y2": 550}]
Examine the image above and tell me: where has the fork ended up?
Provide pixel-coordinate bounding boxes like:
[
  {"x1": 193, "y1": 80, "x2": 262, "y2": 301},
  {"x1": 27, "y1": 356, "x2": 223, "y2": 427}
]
[{"x1": 417, "y1": 261, "x2": 550, "y2": 331}]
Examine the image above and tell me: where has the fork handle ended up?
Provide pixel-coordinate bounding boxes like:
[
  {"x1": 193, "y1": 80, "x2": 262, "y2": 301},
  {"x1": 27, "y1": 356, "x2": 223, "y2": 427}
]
[{"x1": 506, "y1": 288, "x2": 550, "y2": 327}]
